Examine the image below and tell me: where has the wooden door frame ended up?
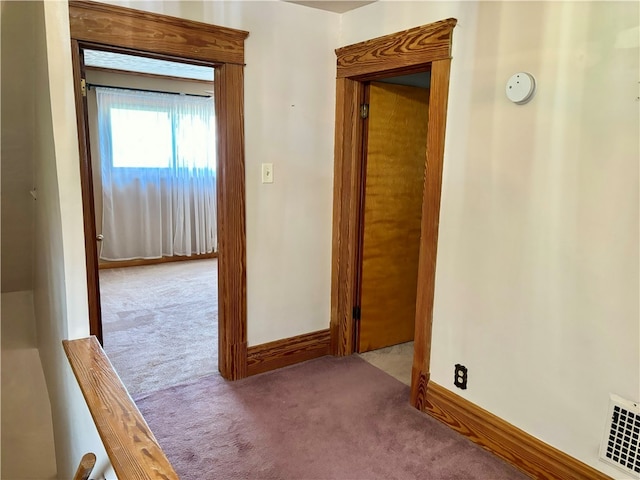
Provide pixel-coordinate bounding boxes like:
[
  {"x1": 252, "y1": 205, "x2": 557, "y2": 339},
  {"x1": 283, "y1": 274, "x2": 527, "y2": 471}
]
[
  {"x1": 69, "y1": 0, "x2": 249, "y2": 380},
  {"x1": 329, "y1": 18, "x2": 457, "y2": 408}
]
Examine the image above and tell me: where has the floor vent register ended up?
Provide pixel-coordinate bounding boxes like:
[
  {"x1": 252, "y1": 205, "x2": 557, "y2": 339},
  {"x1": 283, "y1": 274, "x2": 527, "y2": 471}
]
[{"x1": 600, "y1": 394, "x2": 640, "y2": 476}]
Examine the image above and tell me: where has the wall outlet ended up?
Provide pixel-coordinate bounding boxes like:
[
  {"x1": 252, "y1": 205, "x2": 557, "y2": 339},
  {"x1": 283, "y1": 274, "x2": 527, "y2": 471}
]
[{"x1": 454, "y1": 364, "x2": 468, "y2": 390}]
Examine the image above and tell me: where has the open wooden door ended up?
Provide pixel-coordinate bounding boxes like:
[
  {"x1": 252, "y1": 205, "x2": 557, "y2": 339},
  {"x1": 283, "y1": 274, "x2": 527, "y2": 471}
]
[{"x1": 357, "y1": 82, "x2": 430, "y2": 353}]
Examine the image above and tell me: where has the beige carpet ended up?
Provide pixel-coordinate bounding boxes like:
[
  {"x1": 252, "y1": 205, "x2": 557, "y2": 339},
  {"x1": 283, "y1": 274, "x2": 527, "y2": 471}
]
[
  {"x1": 100, "y1": 259, "x2": 218, "y2": 397},
  {"x1": 358, "y1": 341, "x2": 414, "y2": 386}
]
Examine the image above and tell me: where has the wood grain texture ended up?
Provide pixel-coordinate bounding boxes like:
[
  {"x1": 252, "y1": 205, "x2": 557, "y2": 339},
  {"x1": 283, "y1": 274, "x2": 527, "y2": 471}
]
[
  {"x1": 330, "y1": 20, "x2": 457, "y2": 405},
  {"x1": 72, "y1": 453, "x2": 96, "y2": 480},
  {"x1": 425, "y1": 382, "x2": 613, "y2": 480},
  {"x1": 352, "y1": 84, "x2": 371, "y2": 353},
  {"x1": 247, "y1": 329, "x2": 330, "y2": 376},
  {"x1": 63, "y1": 337, "x2": 179, "y2": 480},
  {"x1": 72, "y1": 40, "x2": 103, "y2": 345},
  {"x1": 410, "y1": 59, "x2": 451, "y2": 409},
  {"x1": 358, "y1": 83, "x2": 429, "y2": 352},
  {"x1": 336, "y1": 19, "x2": 457, "y2": 79},
  {"x1": 329, "y1": 78, "x2": 347, "y2": 356},
  {"x1": 98, "y1": 252, "x2": 217, "y2": 269},
  {"x1": 69, "y1": 0, "x2": 248, "y2": 65},
  {"x1": 330, "y1": 78, "x2": 365, "y2": 356},
  {"x1": 215, "y1": 63, "x2": 248, "y2": 380}
]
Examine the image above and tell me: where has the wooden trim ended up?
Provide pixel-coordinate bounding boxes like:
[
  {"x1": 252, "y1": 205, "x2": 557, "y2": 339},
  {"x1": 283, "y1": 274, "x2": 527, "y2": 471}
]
[
  {"x1": 84, "y1": 65, "x2": 214, "y2": 86},
  {"x1": 424, "y1": 382, "x2": 613, "y2": 480},
  {"x1": 410, "y1": 58, "x2": 452, "y2": 409},
  {"x1": 215, "y1": 63, "x2": 248, "y2": 380},
  {"x1": 71, "y1": 40, "x2": 103, "y2": 344},
  {"x1": 63, "y1": 337, "x2": 179, "y2": 479},
  {"x1": 70, "y1": 2, "x2": 248, "y2": 381},
  {"x1": 335, "y1": 19, "x2": 457, "y2": 79},
  {"x1": 330, "y1": 78, "x2": 365, "y2": 356},
  {"x1": 69, "y1": 1, "x2": 248, "y2": 65},
  {"x1": 352, "y1": 83, "x2": 371, "y2": 353},
  {"x1": 330, "y1": 19, "x2": 457, "y2": 413},
  {"x1": 98, "y1": 252, "x2": 217, "y2": 270},
  {"x1": 247, "y1": 329, "x2": 330, "y2": 376}
]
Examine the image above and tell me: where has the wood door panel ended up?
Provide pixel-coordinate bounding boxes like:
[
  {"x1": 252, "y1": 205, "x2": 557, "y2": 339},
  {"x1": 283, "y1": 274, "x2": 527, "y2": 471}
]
[{"x1": 358, "y1": 82, "x2": 429, "y2": 352}]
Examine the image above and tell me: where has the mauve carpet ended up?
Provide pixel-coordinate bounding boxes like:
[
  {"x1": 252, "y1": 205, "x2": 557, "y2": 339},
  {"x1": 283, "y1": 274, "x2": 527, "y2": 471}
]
[{"x1": 135, "y1": 355, "x2": 530, "y2": 480}]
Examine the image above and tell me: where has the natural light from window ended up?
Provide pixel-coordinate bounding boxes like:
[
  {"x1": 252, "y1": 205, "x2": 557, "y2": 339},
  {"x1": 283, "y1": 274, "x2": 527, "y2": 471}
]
[
  {"x1": 175, "y1": 115, "x2": 216, "y2": 170},
  {"x1": 111, "y1": 108, "x2": 172, "y2": 168}
]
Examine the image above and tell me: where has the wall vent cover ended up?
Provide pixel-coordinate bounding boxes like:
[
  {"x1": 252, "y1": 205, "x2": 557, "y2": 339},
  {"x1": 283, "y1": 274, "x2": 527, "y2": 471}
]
[{"x1": 599, "y1": 394, "x2": 640, "y2": 476}]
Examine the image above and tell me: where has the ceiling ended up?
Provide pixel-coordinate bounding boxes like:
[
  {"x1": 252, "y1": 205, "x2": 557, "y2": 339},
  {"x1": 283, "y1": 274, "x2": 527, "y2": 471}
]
[
  {"x1": 83, "y1": 49, "x2": 214, "y2": 81},
  {"x1": 286, "y1": 1, "x2": 376, "y2": 14}
]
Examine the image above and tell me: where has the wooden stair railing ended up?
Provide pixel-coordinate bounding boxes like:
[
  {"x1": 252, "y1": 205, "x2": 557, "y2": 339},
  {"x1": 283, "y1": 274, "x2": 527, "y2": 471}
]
[
  {"x1": 73, "y1": 453, "x2": 96, "y2": 480},
  {"x1": 63, "y1": 336, "x2": 179, "y2": 480}
]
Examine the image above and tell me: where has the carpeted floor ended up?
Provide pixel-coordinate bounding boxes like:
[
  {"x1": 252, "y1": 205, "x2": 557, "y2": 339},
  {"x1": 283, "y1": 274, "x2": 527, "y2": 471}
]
[
  {"x1": 100, "y1": 259, "x2": 218, "y2": 397},
  {"x1": 136, "y1": 355, "x2": 530, "y2": 480},
  {"x1": 101, "y1": 262, "x2": 528, "y2": 479}
]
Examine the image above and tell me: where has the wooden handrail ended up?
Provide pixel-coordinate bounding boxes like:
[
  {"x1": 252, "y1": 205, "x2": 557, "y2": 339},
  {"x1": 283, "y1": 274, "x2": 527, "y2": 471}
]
[{"x1": 63, "y1": 336, "x2": 179, "y2": 479}]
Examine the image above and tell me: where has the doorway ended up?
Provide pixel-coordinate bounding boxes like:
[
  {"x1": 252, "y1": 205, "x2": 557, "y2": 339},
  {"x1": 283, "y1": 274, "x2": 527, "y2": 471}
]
[
  {"x1": 79, "y1": 47, "x2": 220, "y2": 396},
  {"x1": 355, "y1": 75, "x2": 430, "y2": 387},
  {"x1": 69, "y1": 1, "x2": 250, "y2": 380},
  {"x1": 356, "y1": 77, "x2": 430, "y2": 354},
  {"x1": 330, "y1": 18, "x2": 457, "y2": 409}
]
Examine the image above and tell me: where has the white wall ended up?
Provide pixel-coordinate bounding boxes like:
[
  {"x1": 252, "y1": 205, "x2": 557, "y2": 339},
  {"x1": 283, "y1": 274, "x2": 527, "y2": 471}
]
[
  {"x1": 342, "y1": 2, "x2": 639, "y2": 477},
  {"x1": 1, "y1": 292, "x2": 57, "y2": 480},
  {"x1": 103, "y1": 0, "x2": 339, "y2": 345},
  {"x1": 32, "y1": 1, "x2": 113, "y2": 478},
  {"x1": 1, "y1": 0, "x2": 35, "y2": 292},
  {"x1": 36, "y1": 0, "x2": 638, "y2": 476}
]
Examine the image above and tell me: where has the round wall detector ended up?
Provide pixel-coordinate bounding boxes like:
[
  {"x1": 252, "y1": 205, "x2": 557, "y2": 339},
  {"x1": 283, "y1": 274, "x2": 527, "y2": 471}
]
[{"x1": 506, "y1": 72, "x2": 536, "y2": 104}]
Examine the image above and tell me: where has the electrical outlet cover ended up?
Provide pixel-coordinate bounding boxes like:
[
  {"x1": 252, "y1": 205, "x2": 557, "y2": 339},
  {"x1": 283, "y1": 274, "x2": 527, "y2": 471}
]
[{"x1": 454, "y1": 364, "x2": 468, "y2": 390}]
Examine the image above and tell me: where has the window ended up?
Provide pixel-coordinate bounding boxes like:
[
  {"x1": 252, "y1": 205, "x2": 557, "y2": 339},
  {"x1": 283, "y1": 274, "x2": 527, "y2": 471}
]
[
  {"x1": 110, "y1": 108, "x2": 172, "y2": 168},
  {"x1": 99, "y1": 87, "x2": 216, "y2": 173},
  {"x1": 96, "y1": 86, "x2": 218, "y2": 260}
]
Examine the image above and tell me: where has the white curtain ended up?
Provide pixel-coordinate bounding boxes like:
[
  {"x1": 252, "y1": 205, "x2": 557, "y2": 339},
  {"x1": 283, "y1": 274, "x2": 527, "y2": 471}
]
[{"x1": 96, "y1": 87, "x2": 217, "y2": 260}]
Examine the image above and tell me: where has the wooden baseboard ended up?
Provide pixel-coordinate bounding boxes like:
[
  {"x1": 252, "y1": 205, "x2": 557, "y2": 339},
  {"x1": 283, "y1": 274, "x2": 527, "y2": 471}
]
[
  {"x1": 98, "y1": 252, "x2": 217, "y2": 269},
  {"x1": 424, "y1": 382, "x2": 612, "y2": 480},
  {"x1": 247, "y1": 329, "x2": 330, "y2": 376}
]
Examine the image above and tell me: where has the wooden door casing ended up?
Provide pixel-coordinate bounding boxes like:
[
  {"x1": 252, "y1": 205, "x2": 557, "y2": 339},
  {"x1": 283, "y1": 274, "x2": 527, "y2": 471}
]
[
  {"x1": 330, "y1": 16, "x2": 456, "y2": 412},
  {"x1": 69, "y1": 0, "x2": 249, "y2": 380}
]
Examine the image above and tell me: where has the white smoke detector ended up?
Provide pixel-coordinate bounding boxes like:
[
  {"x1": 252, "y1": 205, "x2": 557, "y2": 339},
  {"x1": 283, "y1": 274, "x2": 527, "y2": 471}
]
[{"x1": 506, "y1": 72, "x2": 536, "y2": 104}]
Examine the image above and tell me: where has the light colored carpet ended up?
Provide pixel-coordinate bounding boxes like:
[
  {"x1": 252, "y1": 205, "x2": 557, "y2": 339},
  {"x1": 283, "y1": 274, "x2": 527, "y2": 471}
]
[
  {"x1": 359, "y1": 341, "x2": 414, "y2": 386},
  {"x1": 100, "y1": 259, "x2": 218, "y2": 397}
]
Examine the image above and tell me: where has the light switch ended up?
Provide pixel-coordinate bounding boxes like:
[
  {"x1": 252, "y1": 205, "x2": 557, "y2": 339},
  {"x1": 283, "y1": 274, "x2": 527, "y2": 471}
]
[{"x1": 262, "y1": 163, "x2": 274, "y2": 184}]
